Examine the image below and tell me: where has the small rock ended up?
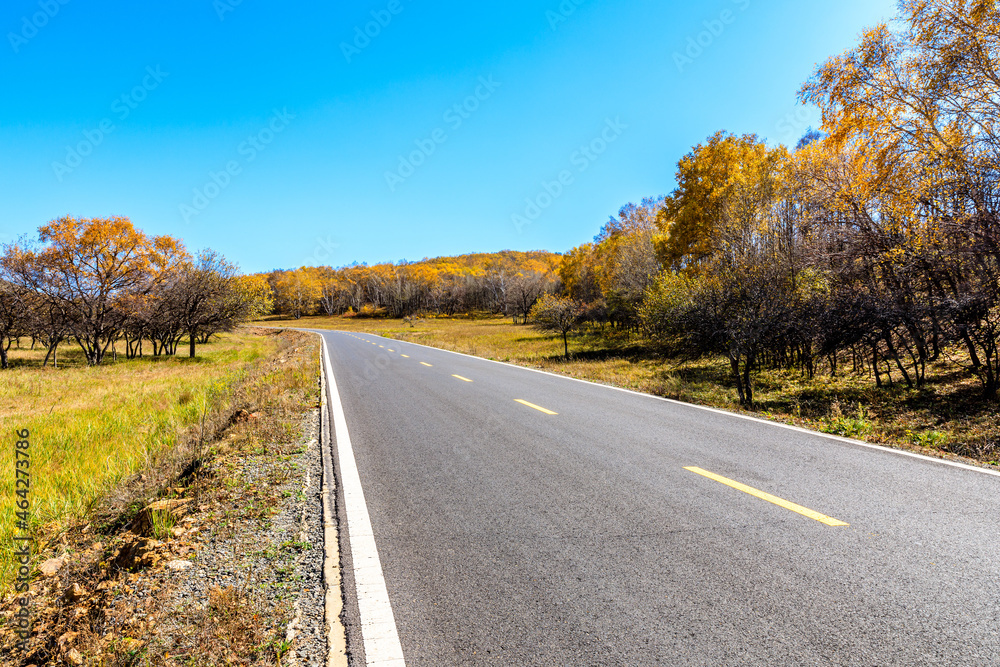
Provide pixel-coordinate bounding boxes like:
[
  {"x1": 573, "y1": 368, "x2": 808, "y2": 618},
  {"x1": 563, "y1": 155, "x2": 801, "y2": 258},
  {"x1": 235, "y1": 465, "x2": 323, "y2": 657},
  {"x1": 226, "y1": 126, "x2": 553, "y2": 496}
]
[
  {"x1": 139, "y1": 551, "x2": 162, "y2": 570},
  {"x1": 57, "y1": 631, "x2": 78, "y2": 650},
  {"x1": 65, "y1": 648, "x2": 84, "y2": 666},
  {"x1": 38, "y1": 557, "x2": 66, "y2": 578},
  {"x1": 170, "y1": 526, "x2": 186, "y2": 538},
  {"x1": 113, "y1": 538, "x2": 163, "y2": 571},
  {"x1": 63, "y1": 583, "x2": 85, "y2": 602},
  {"x1": 166, "y1": 559, "x2": 193, "y2": 572}
]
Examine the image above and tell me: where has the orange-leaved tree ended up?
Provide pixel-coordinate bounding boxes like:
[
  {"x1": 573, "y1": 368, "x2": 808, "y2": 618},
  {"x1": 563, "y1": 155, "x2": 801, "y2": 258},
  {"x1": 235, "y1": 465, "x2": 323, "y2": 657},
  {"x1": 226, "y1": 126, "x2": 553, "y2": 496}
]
[{"x1": 9, "y1": 216, "x2": 182, "y2": 365}]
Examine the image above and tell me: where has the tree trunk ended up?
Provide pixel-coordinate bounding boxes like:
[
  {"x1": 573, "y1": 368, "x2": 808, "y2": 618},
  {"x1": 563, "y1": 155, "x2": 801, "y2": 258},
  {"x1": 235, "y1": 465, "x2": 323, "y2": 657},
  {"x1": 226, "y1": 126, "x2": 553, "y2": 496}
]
[
  {"x1": 743, "y1": 356, "x2": 754, "y2": 407},
  {"x1": 189, "y1": 328, "x2": 197, "y2": 358},
  {"x1": 730, "y1": 355, "x2": 746, "y2": 406},
  {"x1": 983, "y1": 360, "x2": 998, "y2": 400}
]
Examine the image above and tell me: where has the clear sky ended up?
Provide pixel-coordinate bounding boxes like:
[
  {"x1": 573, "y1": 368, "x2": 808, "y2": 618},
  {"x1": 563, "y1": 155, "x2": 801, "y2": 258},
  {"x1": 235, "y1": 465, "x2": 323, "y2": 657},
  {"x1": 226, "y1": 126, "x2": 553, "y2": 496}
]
[{"x1": 1, "y1": 0, "x2": 897, "y2": 273}]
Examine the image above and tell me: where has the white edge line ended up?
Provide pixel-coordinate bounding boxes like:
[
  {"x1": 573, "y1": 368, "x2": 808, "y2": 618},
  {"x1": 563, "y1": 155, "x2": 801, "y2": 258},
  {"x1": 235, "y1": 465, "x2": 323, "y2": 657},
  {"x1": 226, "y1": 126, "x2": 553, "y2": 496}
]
[
  {"x1": 319, "y1": 334, "x2": 407, "y2": 666},
  {"x1": 319, "y1": 347, "x2": 349, "y2": 667},
  {"x1": 298, "y1": 328, "x2": 1000, "y2": 481}
]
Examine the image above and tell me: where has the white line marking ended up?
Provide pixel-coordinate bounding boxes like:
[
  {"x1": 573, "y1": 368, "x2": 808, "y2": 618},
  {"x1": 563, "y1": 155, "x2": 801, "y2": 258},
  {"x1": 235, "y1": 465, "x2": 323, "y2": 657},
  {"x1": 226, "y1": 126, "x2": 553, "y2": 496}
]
[
  {"x1": 320, "y1": 335, "x2": 407, "y2": 666},
  {"x1": 319, "y1": 352, "x2": 349, "y2": 666}
]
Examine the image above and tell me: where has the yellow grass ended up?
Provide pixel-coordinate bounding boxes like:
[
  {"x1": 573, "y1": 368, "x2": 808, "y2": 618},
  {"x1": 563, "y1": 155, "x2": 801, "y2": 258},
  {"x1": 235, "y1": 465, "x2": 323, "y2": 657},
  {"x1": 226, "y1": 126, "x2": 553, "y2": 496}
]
[{"x1": 0, "y1": 333, "x2": 276, "y2": 587}]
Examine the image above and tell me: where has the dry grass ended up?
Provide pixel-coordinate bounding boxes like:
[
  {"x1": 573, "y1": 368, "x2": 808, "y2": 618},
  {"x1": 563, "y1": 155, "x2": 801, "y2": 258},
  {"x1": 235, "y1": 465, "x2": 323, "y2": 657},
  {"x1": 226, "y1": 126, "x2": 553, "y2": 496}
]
[
  {"x1": 262, "y1": 314, "x2": 1000, "y2": 468},
  {"x1": 0, "y1": 333, "x2": 276, "y2": 591}
]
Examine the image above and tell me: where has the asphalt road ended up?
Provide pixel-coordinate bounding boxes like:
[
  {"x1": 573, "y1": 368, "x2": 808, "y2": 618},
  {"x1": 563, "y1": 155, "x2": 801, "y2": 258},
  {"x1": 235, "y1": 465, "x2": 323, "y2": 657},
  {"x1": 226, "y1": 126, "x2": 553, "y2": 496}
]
[{"x1": 316, "y1": 329, "x2": 1000, "y2": 666}]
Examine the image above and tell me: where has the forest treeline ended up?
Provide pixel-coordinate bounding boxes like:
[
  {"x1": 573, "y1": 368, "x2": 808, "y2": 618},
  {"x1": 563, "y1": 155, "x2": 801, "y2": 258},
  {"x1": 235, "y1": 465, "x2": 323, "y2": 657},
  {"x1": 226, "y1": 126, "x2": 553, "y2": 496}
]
[
  {"x1": 262, "y1": 1, "x2": 1000, "y2": 405},
  {"x1": 261, "y1": 251, "x2": 562, "y2": 322},
  {"x1": 0, "y1": 216, "x2": 272, "y2": 368}
]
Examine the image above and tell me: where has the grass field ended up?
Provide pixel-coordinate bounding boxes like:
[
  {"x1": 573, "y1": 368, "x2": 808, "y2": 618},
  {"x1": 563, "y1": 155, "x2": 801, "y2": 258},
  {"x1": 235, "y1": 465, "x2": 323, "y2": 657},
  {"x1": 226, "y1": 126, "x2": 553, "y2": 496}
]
[
  {"x1": 263, "y1": 314, "x2": 1000, "y2": 468},
  {"x1": 0, "y1": 332, "x2": 282, "y2": 590}
]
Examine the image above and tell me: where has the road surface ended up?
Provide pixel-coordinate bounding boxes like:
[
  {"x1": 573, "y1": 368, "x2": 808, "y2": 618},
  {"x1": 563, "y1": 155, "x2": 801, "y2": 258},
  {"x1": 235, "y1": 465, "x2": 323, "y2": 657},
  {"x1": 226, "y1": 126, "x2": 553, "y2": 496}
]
[{"x1": 315, "y1": 329, "x2": 1000, "y2": 666}]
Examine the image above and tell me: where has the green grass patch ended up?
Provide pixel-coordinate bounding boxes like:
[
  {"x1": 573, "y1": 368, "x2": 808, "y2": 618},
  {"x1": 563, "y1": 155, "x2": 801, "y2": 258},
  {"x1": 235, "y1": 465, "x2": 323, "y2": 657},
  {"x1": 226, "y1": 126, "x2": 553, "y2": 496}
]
[{"x1": 0, "y1": 332, "x2": 278, "y2": 591}]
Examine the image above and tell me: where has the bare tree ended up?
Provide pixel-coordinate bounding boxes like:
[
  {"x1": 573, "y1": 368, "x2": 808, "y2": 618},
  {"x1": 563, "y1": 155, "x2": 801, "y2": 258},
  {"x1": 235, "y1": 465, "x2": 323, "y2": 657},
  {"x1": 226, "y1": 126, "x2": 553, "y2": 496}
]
[
  {"x1": 531, "y1": 294, "x2": 587, "y2": 360},
  {"x1": 507, "y1": 271, "x2": 551, "y2": 324},
  {"x1": 0, "y1": 277, "x2": 28, "y2": 369}
]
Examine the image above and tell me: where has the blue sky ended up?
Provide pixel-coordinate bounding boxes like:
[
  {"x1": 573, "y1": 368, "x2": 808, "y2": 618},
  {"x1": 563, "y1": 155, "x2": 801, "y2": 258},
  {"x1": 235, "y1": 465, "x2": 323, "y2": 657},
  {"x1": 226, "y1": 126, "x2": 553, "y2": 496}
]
[{"x1": 1, "y1": 0, "x2": 896, "y2": 273}]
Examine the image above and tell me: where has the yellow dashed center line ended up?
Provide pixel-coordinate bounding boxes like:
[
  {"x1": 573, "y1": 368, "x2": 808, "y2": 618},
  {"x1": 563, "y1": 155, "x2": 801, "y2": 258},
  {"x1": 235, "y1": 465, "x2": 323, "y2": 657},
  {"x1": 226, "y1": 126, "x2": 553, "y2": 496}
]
[
  {"x1": 452, "y1": 375, "x2": 472, "y2": 382},
  {"x1": 420, "y1": 362, "x2": 433, "y2": 367},
  {"x1": 514, "y1": 399, "x2": 557, "y2": 415},
  {"x1": 683, "y1": 467, "x2": 849, "y2": 527},
  {"x1": 401, "y1": 354, "x2": 410, "y2": 358},
  {"x1": 388, "y1": 349, "x2": 395, "y2": 352}
]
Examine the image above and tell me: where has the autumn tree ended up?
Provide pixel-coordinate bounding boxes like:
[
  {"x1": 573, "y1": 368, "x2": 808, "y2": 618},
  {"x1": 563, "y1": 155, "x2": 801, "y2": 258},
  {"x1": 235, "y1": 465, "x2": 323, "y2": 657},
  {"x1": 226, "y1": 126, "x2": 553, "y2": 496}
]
[
  {"x1": 172, "y1": 250, "x2": 241, "y2": 358},
  {"x1": 593, "y1": 199, "x2": 664, "y2": 330},
  {"x1": 5, "y1": 217, "x2": 184, "y2": 365},
  {"x1": 271, "y1": 268, "x2": 321, "y2": 319},
  {"x1": 645, "y1": 133, "x2": 797, "y2": 404},
  {"x1": 531, "y1": 294, "x2": 587, "y2": 359},
  {"x1": 233, "y1": 274, "x2": 275, "y2": 324},
  {"x1": 507, "y1": 271, "x2": 552, "y2": 324},
  {"x1": 559, "y1": 244, "x2": 602, "y2": 305},
  {"x1": 23, "y1": 289, "x2": 72, "y2": 367},
  {"x1": 799, "y1": 0, "x2": 1000, "y2": 397},
  {"x1": 0, "y1": 274, "x2": 28, "y2": 369},
  {"x1": 654, "y1": 132, "x2": 790, "y2": 273},
  {"x1": 642, "y1": 267, "x2": 796, "y2": 406}
]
